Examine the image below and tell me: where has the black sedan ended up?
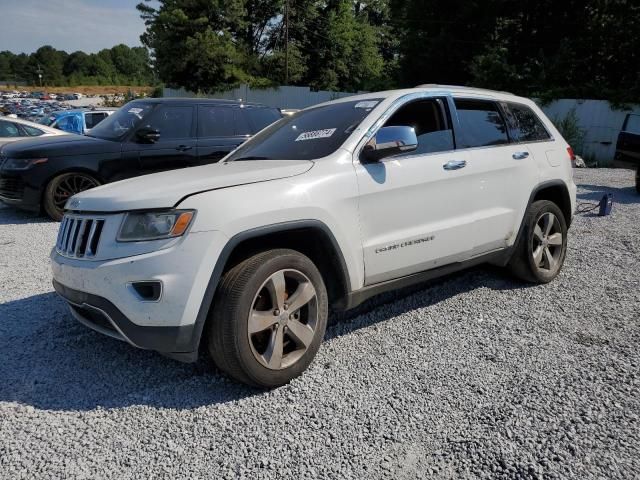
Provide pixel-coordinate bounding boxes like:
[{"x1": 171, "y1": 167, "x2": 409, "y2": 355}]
[{"x1": 0, "y1": 98, "x2": 281, "y2": 220}]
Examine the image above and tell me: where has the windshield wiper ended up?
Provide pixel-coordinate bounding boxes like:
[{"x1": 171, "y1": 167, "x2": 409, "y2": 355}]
[{"x1": 233, "y1": 156, "x2": 272, "y2": 161}]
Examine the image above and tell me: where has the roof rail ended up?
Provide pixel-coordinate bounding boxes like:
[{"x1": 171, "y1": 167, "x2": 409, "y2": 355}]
[{"x1": 415, "y1": 84, "x2": 514, "y2": 96}]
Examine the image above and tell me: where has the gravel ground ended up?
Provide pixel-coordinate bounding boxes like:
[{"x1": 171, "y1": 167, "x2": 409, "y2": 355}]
[{"x1": 1, "y1": 168, "x2": 639, "y2": 479}]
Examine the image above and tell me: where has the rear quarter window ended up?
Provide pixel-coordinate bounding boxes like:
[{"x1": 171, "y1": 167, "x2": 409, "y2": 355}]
[
  {"x1": 22, "y1": 125, "x2": 44, "y2": 136},
  {"x1": 507, "y1": 103, "x2": 551, "y2": 142}
]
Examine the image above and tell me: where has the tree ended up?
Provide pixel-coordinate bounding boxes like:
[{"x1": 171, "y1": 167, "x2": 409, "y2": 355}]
[
  {"x1": 138, "y1": 0, "x2": 389, "y2": 92},
  {"x1": 137, "y1": 0, "x2": 255, "y2": 92}
]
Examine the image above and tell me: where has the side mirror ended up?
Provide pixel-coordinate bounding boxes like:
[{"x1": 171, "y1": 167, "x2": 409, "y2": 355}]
[
  {"x1": 361, "y1": 126, "x2": 418, "y2": 163},
  {"x1": 136, "y1": 127, "x2": 160, "y2": 143}
]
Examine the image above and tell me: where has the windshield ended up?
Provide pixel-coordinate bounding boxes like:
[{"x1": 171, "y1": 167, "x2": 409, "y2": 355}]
[
  {"x1": 87, "y1": 102, "x2": 154, "y2": 140},
  {"x1": 226, "y1": 99, "x2": 382, "y2": 161}
]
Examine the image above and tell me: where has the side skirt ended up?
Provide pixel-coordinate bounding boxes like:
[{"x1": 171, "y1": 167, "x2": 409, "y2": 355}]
[{"x1": 335, "y1": 248, "x2": 513, "y2": 311}]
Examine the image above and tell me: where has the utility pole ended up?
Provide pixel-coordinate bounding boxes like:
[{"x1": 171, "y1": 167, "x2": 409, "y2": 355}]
[
  {"x1": 284, "y1": 0, "x2": 289, "y2": 85},
  {"x1": 36, "y1": 64, "x2": 43, "y2": 87}
]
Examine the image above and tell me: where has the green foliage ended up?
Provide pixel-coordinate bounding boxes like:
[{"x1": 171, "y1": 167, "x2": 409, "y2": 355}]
[
  {"x1": 137, "y1": 0, "x2": 388, "y2": 93},
  {"x1": 0, "y1": 44, "x2": 153, "y2": 87},
  {"x1": 552, "y1": 109, "x2": 586, "y2": 155}
]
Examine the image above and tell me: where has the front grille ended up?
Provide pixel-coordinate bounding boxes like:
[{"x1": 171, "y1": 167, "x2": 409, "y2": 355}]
[
  {"x1": 0, "y1": 177, "x2": 25, "y2": 200},
  {"x1": 56, "y1": 215, "x2": 105, "y2": 258}
]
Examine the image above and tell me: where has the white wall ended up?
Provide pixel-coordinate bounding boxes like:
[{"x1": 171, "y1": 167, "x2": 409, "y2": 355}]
[{"x1": 540, "y1": 99, "x2": 640, "y2": 164}]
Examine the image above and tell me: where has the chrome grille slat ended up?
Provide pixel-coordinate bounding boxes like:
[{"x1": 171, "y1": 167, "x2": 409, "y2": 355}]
[
  {"x1": 67, "y1": 219, "x2": 80, "y2": 255},
  {"x1": 64, "y1": 218, "x2": 76, "y2": 253},
  {"x1": 56, "y1": 217, "x2": 68, "y2": 250},
  {"x1": 85, "y1": 220, "x2": 98, "y2": 256},
  {"x1": 74, "y1": 219, "x2": 88, "y2": 256},
  {"x1": 56, "y1": 214, "x2": 106, "y2": 259}
]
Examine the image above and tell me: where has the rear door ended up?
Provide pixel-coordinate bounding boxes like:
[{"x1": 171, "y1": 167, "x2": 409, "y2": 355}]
[
  {"x1": 196, "y1": 105, "x2": 249, "y2": 164},
  {"x1": 135, "y1": 104, "x2": 198, "y2": 174},
  {"x1": 452, "y1": 98, "x2": 538, "y2": 255}
]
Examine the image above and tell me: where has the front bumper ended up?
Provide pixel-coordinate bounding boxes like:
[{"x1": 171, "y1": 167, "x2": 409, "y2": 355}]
[
  {"x1": 53, "y1": 280, "x2": 198, "y2": 361},
  {"x1": 51, "y1": 229, "x2": 229, "y2": 359},
  {"x1": 0, "y1": 173, "x2": 41, "y2": 211}
]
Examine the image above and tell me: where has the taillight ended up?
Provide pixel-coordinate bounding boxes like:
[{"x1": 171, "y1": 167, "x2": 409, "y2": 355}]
[{"x1": 567, "y1": 146, "x2": 576, "y2": 161}]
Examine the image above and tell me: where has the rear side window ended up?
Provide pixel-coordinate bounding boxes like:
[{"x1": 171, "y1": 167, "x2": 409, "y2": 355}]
[
  {"x1": 145, "y1": 105, "x2": 194, "y2": 139},
  {"x1": 85, "y1": 112, "x2": 108, "y2": 129},
  {"x1": 0, "y1": 121, "x2": 21, "y2": 137},
  {"x1": 508, "y1": 103, "x2": 551, "y2": 142},
  {"x1": 454, "y1": 99, "x2": 509, "y2": 148},
  {"x1": 246, "y1": 108, "x2": 281, "y2": 133},
  {"x1": 624, "y1": 114, "x2": 640, "y2": 135},
  {"x1": 198, "y1": 105, "x2": 235, "y2": 137},
  {"x1": 234, "y1": 108, "x2": 252, "y2": 136}
]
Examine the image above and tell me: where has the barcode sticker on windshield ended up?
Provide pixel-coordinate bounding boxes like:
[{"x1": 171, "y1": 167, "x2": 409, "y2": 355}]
[
  {"x1": 295, "y1": 128, "x2": 337, "y2": 142},
  {"x1": 354, "y1": 101, "x2": 379, "y2": 109}
]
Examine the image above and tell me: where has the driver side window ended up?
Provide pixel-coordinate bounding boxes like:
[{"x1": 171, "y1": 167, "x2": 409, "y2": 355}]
[{"x1": 383, "y1": 98, "x2": 454, "y2": 156}]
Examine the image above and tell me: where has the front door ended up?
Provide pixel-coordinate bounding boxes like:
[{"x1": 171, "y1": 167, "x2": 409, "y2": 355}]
[
  {"x1": 355, "y1": 97, "x2": 477, "y2": 285},
  {"x1": 135, "y1": 104, "x2": 198, "y2": 174}
]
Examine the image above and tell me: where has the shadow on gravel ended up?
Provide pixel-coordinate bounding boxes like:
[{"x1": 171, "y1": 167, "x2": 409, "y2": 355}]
[
  {"x1": 577, "y1": 184, "x2": 638, "y2": 205},
  {"x1": 0, "y1": 292, "x2": 255, "y2": 411},
  {"x1": 0, "y1": 205, "x2": 52, "y2": 226},
  {"x1": 326, "y1": 265, "x2": 530, "y2": 340},
  {"x1": 0, "y1": 267, "x2": 530, "y2": 411}
]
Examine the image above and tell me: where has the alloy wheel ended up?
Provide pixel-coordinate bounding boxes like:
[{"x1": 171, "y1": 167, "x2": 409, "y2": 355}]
[
  {"x1": 248, "y1": 269, "x2": 318, "y2": 370},
  {"x1": 531, "y1": 212, "x2": 563, "y2": 273},
  {"x1": 52, "y1": 173, "x2": 100, "y2": 211}
]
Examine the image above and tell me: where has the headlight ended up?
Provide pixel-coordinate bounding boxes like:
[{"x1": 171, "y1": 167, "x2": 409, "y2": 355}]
[
  {"x1": 2, "y1": 157, "x2": 48, "y2": 170},
  {"x1": 117, "y1": 210, "x2": 195, "y2": 242}
]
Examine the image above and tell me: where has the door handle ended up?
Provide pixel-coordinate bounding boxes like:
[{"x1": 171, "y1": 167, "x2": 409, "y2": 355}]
[
  {"x1": 176, "y1": 145, "x2": 193, "y2": 152},
  {"x1": 443, "y1": 160, "x2": 467, "y2": 171},
  {"x1": 512, "y1": 151, "x2": 529, "y2": 160}
]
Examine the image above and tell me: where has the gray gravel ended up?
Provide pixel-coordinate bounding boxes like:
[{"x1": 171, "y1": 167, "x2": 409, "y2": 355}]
[{"x1": 1, "y1": 168, "x2": 639, "y2": 479}]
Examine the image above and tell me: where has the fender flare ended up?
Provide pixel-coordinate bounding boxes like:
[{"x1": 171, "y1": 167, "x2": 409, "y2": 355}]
[{"x1": 183, "y1": 219, "x2": 352, "y2": 354}]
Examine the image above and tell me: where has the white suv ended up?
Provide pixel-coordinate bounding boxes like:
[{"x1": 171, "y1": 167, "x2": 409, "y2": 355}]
[{"x1": 51, "y1": 86, "x2": 577, "y2": 387}]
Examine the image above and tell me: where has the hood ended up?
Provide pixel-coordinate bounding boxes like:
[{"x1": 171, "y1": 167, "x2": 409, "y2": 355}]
[
  {"x1": 1, "y1": 134, "x2": 119, "y2": 158},
  {"x1": 67, "y1": 160, "x2": 314, "y2": 212}
]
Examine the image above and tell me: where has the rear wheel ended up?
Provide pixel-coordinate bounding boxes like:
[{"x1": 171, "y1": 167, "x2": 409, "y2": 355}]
[
  {"x1": 508, "y1": 200, "x2": 568, "y2": 283},
  {"x1": 43, "y1": 172, "x2": 101, "y2": 221},
  {"x1": 207, "y1": 249, "x2": 328, "y2": 387}
]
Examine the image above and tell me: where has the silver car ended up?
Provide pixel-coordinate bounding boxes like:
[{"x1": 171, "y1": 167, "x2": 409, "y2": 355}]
[{"x1": 0, "y1": 116, "x2": 70, "y2": 147}]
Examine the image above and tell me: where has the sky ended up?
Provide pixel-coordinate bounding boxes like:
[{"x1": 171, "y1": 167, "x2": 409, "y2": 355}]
[{"x1": 0, "y1": 0, "x2": 155, "y2": 54}]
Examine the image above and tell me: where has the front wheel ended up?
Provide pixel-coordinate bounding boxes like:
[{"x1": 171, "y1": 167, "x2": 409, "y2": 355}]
[
  {"x1": 207, "y1": 249, "x2": 328, "y2": 387},
  {"x1": 508, "y1": 200, "x2": 568, "y2": 283},
  {"x1": 43, "y1": 172, "x2": 101, "y2": 221}
]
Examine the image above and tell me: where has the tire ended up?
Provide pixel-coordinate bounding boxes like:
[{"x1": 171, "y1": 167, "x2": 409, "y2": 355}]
[
  {"x1": 43, "y1": 172, "x2": 101, "y2": 221},
  {"x1": 508, "y1": 200, "x2": 568, "y2": 284},
  {"x1": 207, "y1": 249, "x2": 328, "y2": 388},
  {"x1": 635, "y1": 168, "x2": 640, "y2": 194}
]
